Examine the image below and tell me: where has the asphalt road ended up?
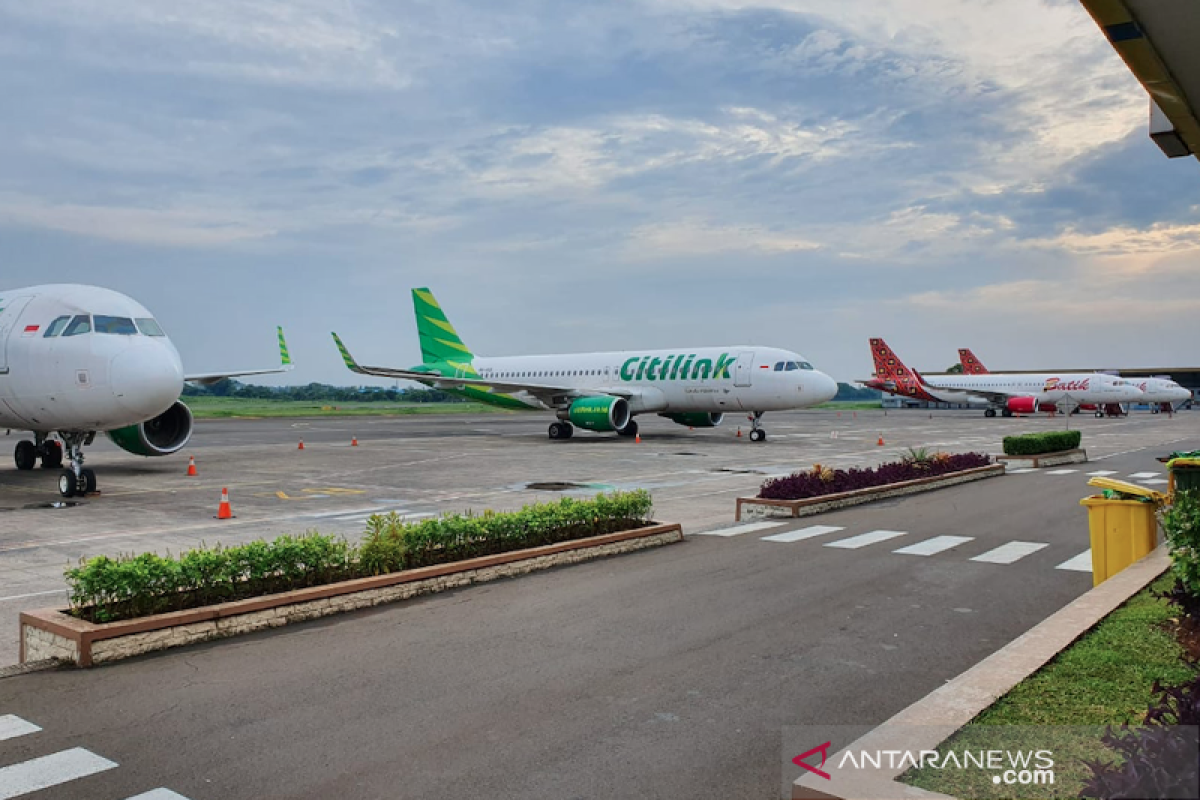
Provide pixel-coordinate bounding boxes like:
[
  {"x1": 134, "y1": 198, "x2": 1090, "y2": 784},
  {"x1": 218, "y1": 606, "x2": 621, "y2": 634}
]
[{"x1": 0, "y1": 409, "x2": 1193, "y2": 799}]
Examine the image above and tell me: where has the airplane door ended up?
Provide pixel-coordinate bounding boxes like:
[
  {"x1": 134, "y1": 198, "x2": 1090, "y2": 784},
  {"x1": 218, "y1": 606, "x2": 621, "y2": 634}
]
[
  {"x1": 0, "y1": 296, "x2": 33, "y2": 374},
  {"x1": 734, "y1": 350, "x2": 754, "y2": 387}
]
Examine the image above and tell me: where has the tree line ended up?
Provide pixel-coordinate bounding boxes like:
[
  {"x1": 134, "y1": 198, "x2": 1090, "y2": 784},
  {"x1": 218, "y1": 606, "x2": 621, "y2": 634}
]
[{"x1": 182, "y1": 380, "x2": 465, "y2": 403}]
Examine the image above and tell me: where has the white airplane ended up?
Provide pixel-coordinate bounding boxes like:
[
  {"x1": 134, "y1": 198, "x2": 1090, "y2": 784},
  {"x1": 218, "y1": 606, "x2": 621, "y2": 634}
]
[
  {"x1": 864, "y1": 339, "x2": 1144, "y2": 416},
  {"x1": 958, "y1": 348, "x2": 1190, "y2": 415},
  {"x1": 0, "y1": 284, "x2": 291, "y2": 497},
  {"x1": 332, "y1": 288, "x2": 838, "y2": 442}
]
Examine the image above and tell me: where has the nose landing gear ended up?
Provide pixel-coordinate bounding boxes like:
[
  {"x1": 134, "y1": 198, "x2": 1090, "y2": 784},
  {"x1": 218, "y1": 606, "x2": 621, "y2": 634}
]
[
  {"x1": 747, "y1": 412, "x2": 767, "y2": 442},
  {"x1": 54, "y1": 431, "x2": 97, "y2": 498}
]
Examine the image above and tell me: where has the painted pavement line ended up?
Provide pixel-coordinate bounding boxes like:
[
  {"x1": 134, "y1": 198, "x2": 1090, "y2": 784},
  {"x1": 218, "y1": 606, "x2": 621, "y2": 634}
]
[
  {"x1": 760, "y1": 525, "x2": 844, "y2": 543},
  {"x1": 1056, "y1": 550, "x2": 1093, "y2": 572},
  {"x1": 0, "y1": 748, "x2": 118, "y2": 800},
  {"x1": 0, "y1": 715, "x2": 41, "y2": 742},
  {"x1": 1087, "y1": 470, "x2": 1119, "y2": 476},
  {"x1": 970, "y1": 541, "x2": 1050, "y2": 565},
  {"x1": 1004, "y1": 468, "x2": 1038, "y2": 474},
  {"x1": 893, "y1": 536, "x2": 975, "y2": 557},
  {"x1": 124, "y1": 790, "x2": 193, "y2": 800},
  {"x1": 695, "y1": 521, "x2": 786, "y2": 538},
  {"x1": 0, "y1": 589, "x2": 64, "y2": 603},
  {"x1": 825, "y1": 530, "x2": 908, "y2": 550},
  {"x1": 1140, "y1": 478, "x2": 1170, "y2": 486},
  {"x1": 1128, "y1": 472, "x2": 1161, "y2": 479},
  {"x1": 1044, "y1": 469, "x2": 1079, "y2": 476}
]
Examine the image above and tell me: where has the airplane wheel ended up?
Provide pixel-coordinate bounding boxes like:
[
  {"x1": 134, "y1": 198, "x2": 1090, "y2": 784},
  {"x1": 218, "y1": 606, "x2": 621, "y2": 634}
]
[
  {"x1": 14, "y1": 441, "x2": 36, "y2": 471},
  {"x1": 58, "y1": 469, "x2": 77, "y2": 498},
  {"x1": 984, "y1": 409, "x2": 997, "y2": 418},
  {"x1": 82, "y1": 469, "x2": 97, "y2": 494},
  {"x1": 749, "y1": 429, "x2": 766, "y2": 442},
  {"x1": 617, "y1": 420, "x2": 639, "y2": 438},
  {"x1": 41, "y1": 440, "x2": 63, "y2": 469},
  {"x1": 548, "y1": 422, "x2": 572, "y2": 440},
  {"x1": 1001, "y1": 409, "x2": 1013, "y2": 418},
  {"x1": 1095, "y1": 411, "x2": 1104, "y2": 418}
]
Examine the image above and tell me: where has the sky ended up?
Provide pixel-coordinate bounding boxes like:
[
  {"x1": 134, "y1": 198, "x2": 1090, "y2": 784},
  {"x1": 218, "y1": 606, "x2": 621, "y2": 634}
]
[{"x1": 1, "y1": 0, "x2": 1198, "y2": 386}]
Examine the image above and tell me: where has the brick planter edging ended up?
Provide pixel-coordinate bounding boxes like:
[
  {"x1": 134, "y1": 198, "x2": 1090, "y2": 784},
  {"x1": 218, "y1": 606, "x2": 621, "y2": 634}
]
[
  {"x1": 735, "y1": 465, "x2": 1005, "y2": 521},
  {"x1": 20, "y1": 522, "x2": 683, "y2": 668},
  {"x1": 996, "y1": 448, "x2": 1088, "y2": 469}
]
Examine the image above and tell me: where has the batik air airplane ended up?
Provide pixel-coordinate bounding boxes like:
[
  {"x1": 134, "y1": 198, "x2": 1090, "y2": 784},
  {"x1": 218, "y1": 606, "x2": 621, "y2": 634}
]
[
  {"x1": 959, "y1": 348, "x2": 1189, "y2": 414},
  {"x1": 864, "y1": 339, "x2": 1144, "y2": 417},
  {"x1": 0, "y1": 284, "x2": 291, "y2": 497},
  {"x1": 332, "y1": 288, "x2": 838, "y2": 442}
]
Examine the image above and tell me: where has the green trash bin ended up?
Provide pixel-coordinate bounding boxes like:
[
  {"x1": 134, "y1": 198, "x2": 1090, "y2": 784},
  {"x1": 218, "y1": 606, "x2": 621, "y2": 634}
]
[{"x1": 1168, "y1": 457, "x2": 1200, "y2": 497}]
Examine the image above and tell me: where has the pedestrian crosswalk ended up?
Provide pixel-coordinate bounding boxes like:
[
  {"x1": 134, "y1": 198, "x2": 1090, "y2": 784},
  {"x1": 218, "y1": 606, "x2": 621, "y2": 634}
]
[
  {"x1": 1008, "y1": 467, "x2": 1169, "y2": 486},
  {"x1": 695, "y1": 522, "x2": 1090, "y2": 571},
  {"x1": 0, "y1": 715, "x2": 192, "y2": 800}
]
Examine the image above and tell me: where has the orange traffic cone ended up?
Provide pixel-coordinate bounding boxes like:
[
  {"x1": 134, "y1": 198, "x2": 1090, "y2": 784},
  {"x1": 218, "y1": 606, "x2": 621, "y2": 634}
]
[
  {"x1": 298, "y1": 440, "x2": 305, "y2": 450},
  {"x1": 737, "y1": 428, "x2": 742, "y2": 438},
  {"x1": 877, "y1": 435, "x2": 885, "y2": 446},
  {"x1": 635, "y1": 433, "x2": 642, "y2": 443},
  {"x1": 216, "y1": 487, "x2": 234, "y2": 519},
  {"x1": 186, "y1": 456, "x2": 197, "y2": 477},
  {"x1": 351, "y1": 437, "x2": 358, "y2": 447}
]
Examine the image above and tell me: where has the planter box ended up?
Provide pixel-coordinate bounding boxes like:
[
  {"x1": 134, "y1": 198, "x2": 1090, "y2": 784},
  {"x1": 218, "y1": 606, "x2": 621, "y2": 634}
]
[
  {"x1": 996, "y1": 448, "x2": 1088, "y2": 469},
  {"x1": 735, "y1": 464, "x2": 1004, "y2": 521},
  {"x1": 21, "y1": 522, "x2": 683, "y2": 668}
]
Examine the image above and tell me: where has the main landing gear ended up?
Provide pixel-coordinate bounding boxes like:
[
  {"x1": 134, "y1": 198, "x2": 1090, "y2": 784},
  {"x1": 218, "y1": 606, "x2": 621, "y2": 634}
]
[
  {"x1": 747, "y1": 412, "x2": 767, "y2": 442},
  {"x1": 983, "y1": 408, "x2": 1013, "y2": 418},
  {"x1": 548, "y1": 421, "x2": 574, "y2": 440},
  {"x1": 13, "y1": 434, "x2": 64, "y2": 471}
]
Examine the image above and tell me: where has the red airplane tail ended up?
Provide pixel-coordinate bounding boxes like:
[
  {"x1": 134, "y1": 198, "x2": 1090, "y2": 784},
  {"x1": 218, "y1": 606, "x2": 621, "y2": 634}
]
[
  {"x1": 869, "y1": 338, "x2": 935, "y2": 401},
  {"x1": 958, "y1": 348, "x2": 989, "y2": 375}
]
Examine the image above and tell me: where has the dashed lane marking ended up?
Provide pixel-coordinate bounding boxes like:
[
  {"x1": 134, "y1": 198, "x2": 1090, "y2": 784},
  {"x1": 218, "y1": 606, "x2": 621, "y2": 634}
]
[
  {"x1": 0, "y1": 748, "x2": 117, "y2": 800},
  {"x1": 760, "y1": 525, "x2": 844, "y2": 543},
  {"x1": 125, "y1": 790, "x2": 192, "y2": 800},
  {"x1": 1087, "y1": 470, "x2": 1118, "y2": 477},
  {"x1": 970, "y1": 541, "x2": 1049, "y2": 565},
  {"x1": 1056, "y1": 551, "x2": 1093, "y2": 572},
  {"x1": 695, "y1": 521, "x2": 786, "y2": 538},
  {"x1": 893, "y1": 536, "x2": 974, "y2": 556},
  {"x1": 1004, "y1": 468, "x2": 1038, "y2": 474},
  {"x1": 0, "y1": 715, "x2": 40, "y2": 741},
  {"x1": 825, "y1": 530, "x2": 908, "y2": 549},
  {"x1": 1139, "y1": 478, "x2": 1170, "y2": 486},
  {"x1": 1044, "y1": 469, "x2": 1079, "y2": 476},
  {"x1": 1128, "y1": 472, "x2": 1161, "y2": 479}
]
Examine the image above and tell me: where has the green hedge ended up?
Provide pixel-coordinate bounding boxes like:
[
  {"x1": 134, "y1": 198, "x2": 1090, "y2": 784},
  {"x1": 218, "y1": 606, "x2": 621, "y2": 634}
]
[
  {"x1": 65, "y1": 490, "x2": 653, "y2": 623},
  {"x1": 1001, "y1": 430, "x2": 1082, "y2": 456}
]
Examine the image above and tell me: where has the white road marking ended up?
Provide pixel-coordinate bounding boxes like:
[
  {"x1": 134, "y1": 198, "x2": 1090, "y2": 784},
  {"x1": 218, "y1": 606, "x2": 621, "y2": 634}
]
[
  {"x1": 0, "y1": 715, "x2": 41, "y2": 741},
  {"x1": 301, "y1": 506, "x2": 388, "y2": 519},
  {"x1": 1056, "y1": 551, "x2": 1093, "y2": 572},
  {"x1": 825, "y1": 530, "x2": 908, "y2": 549},
  {"x1": 1139, "y1": 478, "x2": 1170, "y2": 486},
  {"x1": 893, "y1": 536, "x2": 975, "y2": 556},
  {"x1": 0, "y1": 589, "x2": 64, "y2": 603},
  {"x1": 1045, "y1": 469, "x2": 1079, "y2": 476},
  {"x1": 695, "y1": 521, "x2": 786, "y2": 537},
  {"x1": 970, "y1": 541, "x2": 1049, "y2": 565},
  {"x1": 760, "y1": 525, "x2": 844, "y2": 543},
  {"x1": 1127, "y1": 472, "x2": 1161, "y2": 479},
  {"x1": 1087, "y1": 470, "x2": 1118, "y2": 476},
  {"x1": 1004, "y1": 468, "x2": 1038, "y2": 474},
  {"x1": 124, "y1": 790, "x2": 192, "y2": 800},
  {"x1": 0, "y1": 748, "x2": 118, "y2": 800}
]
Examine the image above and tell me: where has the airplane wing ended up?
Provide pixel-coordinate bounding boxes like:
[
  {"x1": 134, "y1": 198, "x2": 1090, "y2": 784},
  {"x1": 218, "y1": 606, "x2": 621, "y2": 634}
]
[
  {"x1": 185, "y1": 326, "x2": 295, "y2": 386},
  {"x1": 331, "y1": 332, "x2": 632, "y2": 409}
]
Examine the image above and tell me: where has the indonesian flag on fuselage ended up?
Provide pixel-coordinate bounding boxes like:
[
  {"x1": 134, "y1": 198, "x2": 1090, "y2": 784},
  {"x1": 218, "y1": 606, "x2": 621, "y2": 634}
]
[{"x1": 22, "y1": 324, "x2": 39, "y2": 336}]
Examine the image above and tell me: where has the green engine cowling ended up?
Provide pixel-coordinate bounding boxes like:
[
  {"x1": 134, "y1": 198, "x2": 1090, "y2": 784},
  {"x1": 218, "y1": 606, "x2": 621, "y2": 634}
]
[
  {"x1": 106, "y1": 401, "x2": 194, "y2": 456},
  {"x1": 660, "y1": 412, "x2": 724, "y2": 428},
  {"x1": 564, "y1": 396, "x2": 631, "y2": 432}
]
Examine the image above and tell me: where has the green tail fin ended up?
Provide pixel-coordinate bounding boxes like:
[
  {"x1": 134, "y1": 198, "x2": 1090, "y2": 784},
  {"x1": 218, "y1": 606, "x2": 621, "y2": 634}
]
[{"x1": 412, "y1": 288, "x2": 475, "y2": 366}]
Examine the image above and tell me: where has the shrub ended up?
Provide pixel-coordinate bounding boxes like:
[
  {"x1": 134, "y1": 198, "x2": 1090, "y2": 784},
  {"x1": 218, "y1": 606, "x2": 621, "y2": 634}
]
[
  {"x1": 1001, "y1": 430, "x2": 1082, "y2": 456},
  {"x1": 65, "y1": 491, "x2": 654, "y2": 622},
  {"x1": 1082, "y1": 676, "x2": 1200, "y2": 798},
  {"x1": 1162, "y1": 491, "x2": 1200, "y2": 600},
  {"x1": 758, "y1": 453, "x2": 992, "y2": 501}
]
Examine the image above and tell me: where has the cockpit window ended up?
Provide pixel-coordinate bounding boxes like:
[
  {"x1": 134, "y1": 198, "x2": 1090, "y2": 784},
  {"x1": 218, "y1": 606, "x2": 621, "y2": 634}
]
[
  {"x1": 784, "y1": 362, "x2": 799, "y2": 371},
  {"x1": 62, "y1": 315, "x2": 92, "y2": 337},
  {"x1": 94, "y1": 315, "x2": 138, "y2": 335},
  {"x1": 136, "y1": 318, "x2": 165, "y2": 337},
  {"x1": 799, "y1": 361, "x2": 814, "y2": 370},
  {"x1": 43, "y1": 316, "x2": 71, "y2": 338},
  {"x1": 774, "y1": 362, "x2": 785, "y2": 371}
]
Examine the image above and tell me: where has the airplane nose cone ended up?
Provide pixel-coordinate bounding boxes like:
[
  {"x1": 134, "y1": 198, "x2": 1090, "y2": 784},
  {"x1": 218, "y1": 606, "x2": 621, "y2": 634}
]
[
  {"x1": 110, "y1": 345, "x2": 184, "y2": 419},
  {"x1": 814, "y1": 371, "x2": 839, "y2": 404}
]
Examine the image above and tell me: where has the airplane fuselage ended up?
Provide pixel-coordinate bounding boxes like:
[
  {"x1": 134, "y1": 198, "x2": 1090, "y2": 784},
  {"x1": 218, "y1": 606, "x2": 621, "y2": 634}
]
[{"x1": 919, "y1": 373, "x2": 1144, "y2": 406}]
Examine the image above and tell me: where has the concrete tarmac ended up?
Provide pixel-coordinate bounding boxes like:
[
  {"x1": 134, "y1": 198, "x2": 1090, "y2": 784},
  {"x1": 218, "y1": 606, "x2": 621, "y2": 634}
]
[{"x1": 0, "y1": 408, "x2": 1194, "y2": 799}]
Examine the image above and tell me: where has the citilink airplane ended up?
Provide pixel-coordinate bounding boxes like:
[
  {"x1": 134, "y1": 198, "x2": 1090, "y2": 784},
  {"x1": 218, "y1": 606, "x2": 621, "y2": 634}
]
[
  {"x1": 0, "y1": 284, "x2": 291, "y2": 497},
  {"x1": 333, "y1": 288, "x2": 838, "y2": 441}
]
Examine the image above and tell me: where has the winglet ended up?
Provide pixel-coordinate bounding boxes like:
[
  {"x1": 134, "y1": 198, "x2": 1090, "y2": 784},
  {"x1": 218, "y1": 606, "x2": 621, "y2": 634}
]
[
  {"x1": 331, "y1": 332, "x2": 365, "y2": 374},
  {"x1": 278, "y1": 326, "x2": 293, "y2": 369}
]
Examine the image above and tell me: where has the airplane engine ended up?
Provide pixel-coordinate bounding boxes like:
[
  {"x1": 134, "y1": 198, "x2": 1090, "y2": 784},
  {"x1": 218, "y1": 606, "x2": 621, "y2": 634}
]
[
  {"x1": 562, "y1": 396, "x2": 631, "y2": 432},
  {"x1": 106, "y1": 401, "x2": 194, "y2": 456},
  {"x1": 1006, "y1": 397, "x2": 1037, "y2": 415},
  {"x1": 659, "y1": 412, "x2": 724, "y2": 428}
]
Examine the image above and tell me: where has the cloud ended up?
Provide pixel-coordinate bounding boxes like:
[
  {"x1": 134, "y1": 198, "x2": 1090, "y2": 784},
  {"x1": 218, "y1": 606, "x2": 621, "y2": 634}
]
[{"x1": 627, "y1": 219, "x2": 821, "y2": 257}]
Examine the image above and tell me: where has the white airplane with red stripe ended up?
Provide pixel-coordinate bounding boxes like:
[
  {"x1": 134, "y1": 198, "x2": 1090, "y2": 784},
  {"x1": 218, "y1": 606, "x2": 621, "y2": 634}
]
[{"x1": 1, "y1": 284, "x2": 290, "y2": 497}]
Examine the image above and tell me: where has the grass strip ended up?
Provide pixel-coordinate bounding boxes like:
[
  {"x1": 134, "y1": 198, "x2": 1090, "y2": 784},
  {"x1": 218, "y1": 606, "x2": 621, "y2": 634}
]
[{"x1": 902, "y1": 575, "x2": 1194, "y2": 798}]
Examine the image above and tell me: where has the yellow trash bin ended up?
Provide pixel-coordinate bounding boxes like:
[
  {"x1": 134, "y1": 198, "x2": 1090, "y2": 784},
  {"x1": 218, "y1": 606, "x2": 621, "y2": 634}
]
[{"x1": 1079, "y1": 495, "x2": 1159, "y2": 586}]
